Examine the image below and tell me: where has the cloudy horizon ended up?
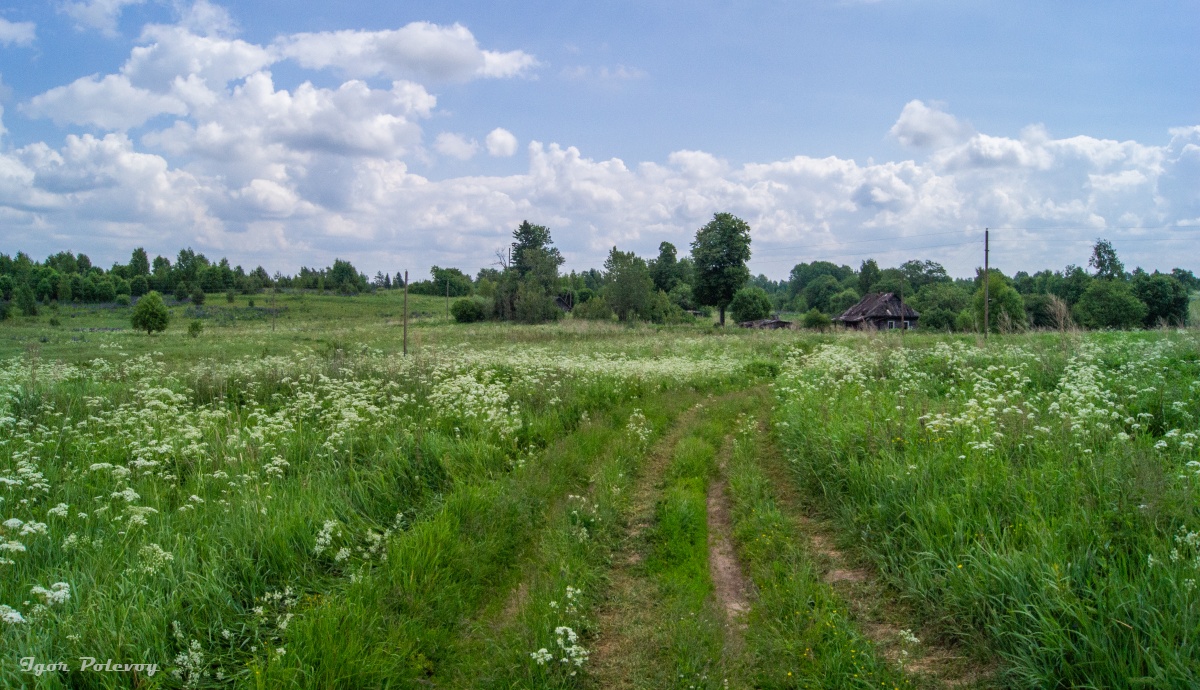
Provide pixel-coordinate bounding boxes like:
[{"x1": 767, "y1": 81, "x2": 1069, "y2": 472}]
[{"x1": 0, "y1": 0, "x2": 1196, "y2": 281}]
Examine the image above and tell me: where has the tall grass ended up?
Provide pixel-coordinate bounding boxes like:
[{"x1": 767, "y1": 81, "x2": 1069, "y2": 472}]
[{"x1": 775, "y1": 332, "x2": 1200, "y2": 687}]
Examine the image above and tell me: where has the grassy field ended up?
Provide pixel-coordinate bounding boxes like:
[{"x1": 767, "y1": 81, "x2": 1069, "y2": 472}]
[{"x1": 1, "y1": 293, "x2": 1197, "y2": 688}]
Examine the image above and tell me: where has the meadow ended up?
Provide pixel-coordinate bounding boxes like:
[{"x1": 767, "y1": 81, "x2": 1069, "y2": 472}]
[{"x1": 1, "y1": 291, "x2": 1197, "y2": 688}]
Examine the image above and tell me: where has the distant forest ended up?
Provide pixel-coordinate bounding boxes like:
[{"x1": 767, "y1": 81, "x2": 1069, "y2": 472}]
[{"x1": 2, "y1": 221, "x2": 1197, "y2": 331}]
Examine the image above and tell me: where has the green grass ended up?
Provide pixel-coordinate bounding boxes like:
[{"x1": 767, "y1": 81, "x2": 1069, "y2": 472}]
[
  {"x1": 774, "y1": 331, "x2": 1200, "y2": 688},
  {"x1": 724, "y1": 403, "x2": 913, "y2": 689}
]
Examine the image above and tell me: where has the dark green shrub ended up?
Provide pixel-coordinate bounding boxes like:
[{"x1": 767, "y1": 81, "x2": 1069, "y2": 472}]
[
  {"x1": 729, "y1": 286, "x2": 772, "y2": 323},
  {"x1": 450, "y1": 298, "x2": 487, "y2": 323}
]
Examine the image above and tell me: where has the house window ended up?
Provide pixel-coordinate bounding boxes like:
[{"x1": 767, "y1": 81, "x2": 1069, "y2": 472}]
[
  {"x1": 903, "y1": 320, "x2": 910, "y2": 329},
  {"x1": 888, "y1": 320, "x2": 896, "y2": 329}
]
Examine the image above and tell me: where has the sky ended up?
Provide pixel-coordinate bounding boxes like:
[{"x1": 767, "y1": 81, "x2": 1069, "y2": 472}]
[{"x1": 0, "y1": 0, "x2": 1197, "y2": 281}]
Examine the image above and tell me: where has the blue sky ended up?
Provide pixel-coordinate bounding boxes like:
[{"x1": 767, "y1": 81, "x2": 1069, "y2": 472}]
[{"x1": 0, "y1": 0, "x2": 1197, "y2": 280}]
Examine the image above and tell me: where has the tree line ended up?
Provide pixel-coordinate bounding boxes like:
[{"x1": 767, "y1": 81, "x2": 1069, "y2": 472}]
[{"x1": 3, "y1": 219, "x2": 1195, "y2": 331}]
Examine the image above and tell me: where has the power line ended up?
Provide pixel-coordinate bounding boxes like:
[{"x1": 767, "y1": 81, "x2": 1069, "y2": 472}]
[
  {"x1": 749, "y1": 240, "x2": 979, "y2": 264},
  {"x1": 762, "y1": 229, "x2": 975, "y2": 253}
]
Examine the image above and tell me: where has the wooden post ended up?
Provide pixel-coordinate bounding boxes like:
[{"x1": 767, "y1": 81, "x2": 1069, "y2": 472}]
[
  {"x1": 446, "y1": 278, "x2": 450, "y2": 321},
  {"x1": 984, "y1": 228, "x2": 989, "y2": 341},
  {"x1": 403, "y1": 270, "x2": 408, "y2": 357}
]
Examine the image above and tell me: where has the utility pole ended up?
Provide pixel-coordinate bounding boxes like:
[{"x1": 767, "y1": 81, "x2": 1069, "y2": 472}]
[
  {"x1": 403, "y1": 270, "x2": 408, "y2": 357},
  {"x1": 983, "y1": 228, "x2": 990, "y2": 342}
]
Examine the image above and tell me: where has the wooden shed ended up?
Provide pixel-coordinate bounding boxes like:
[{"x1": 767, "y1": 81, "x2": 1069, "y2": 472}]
[{"x1": 833, "y1": 292, "x2": 919, "y2": 330}]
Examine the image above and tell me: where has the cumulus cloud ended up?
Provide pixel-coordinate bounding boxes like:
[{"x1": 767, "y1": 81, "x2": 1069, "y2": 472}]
[
  {"x1": 23, "y1": 73, "x2": 188, "y2": 129},
  {"x1": 0, "y1": 17, "x2": 36, "y2": 46},
  {"x1": 125, "y1": 25, "x2": 274, "y2": 92},
  {"x1": 7, "y1": 36, "x2": 1199, "y2": 280},
  {"x1": 275, "y1": 22, "x2": 537, "y2": 82},
  {"x1": 485, "y1": 128, "x2": 518, "y2": 157},
  {"x1": 61, "y1": 0, "x2": 147, "y2": 36},
  {"x1": 889, "y1": 100, "x2": 973, "y2": 149},
  {"x1": 434, "y1": 132, "x2": 478, "y2": 160}
]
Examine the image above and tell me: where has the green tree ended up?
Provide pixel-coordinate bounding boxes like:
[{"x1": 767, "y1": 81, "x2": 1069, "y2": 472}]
[
  {"x1": 130, "y1": 275, "x2": 149, "y2": 297},
  {"x1": 511, "y1": 221, "x2": 564, "y2": 277},
  {"x1": 573, "y1": 296, "x2": 614, "y2": 320},
  {"x1": 1074, "y1": 279, "x2": 1146, "y2": 329},
  {"x1": 973, "y1": 271, "x2": 1026, "y2": 333},
  {"x1": 603, "y1": 247, "x2": 654, "y2": 321},
  {"x1": 57, "y1": 274, "x2": 73, "y2": 303},
  {"x1": 15, "y1": 283, "x2": 38, "y2": 316},
  {"x1": 802, "y1": 274, "x2": 842, "y2": 313},
  {"x1": 1089, "y1": 239, "x2": 1125, "y2": 280},
  {"x1": 912, "y1": 282, "x2": 970, "y2": 331},
  {"x1": 0, "y1": 275, "x2": 13, "y2": 300},
  {"x1": 691, "y1": 212, "x2": 752, "y2": 325},
  {"x1": 131, "y1": 291, "x2": 170, "y2": 334},
  {"x1": 828, "y1": 288, "x2": 861, "y2": 317},
  {"x1": 729, "y1": 286, "x2": 772, "y2": 323},
  {"x1": 649, "y1": 242, "x2": 683, "y2": 293},
  {"x1": 1132, "y1": 273, "x2": 1189, "y2": 327},
  {"x1": 129, "y1": 247, "x2": 150, "y2": 276},
  {"x1": 859, "y1": 259, "x2": 881, "y2": 294}
]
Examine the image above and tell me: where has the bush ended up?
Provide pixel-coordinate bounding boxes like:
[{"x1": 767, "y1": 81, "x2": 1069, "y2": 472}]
[
  {"x1": 188, "y1": 320, "x2": 204, "y2": 338},
  {"x1": 729, "y1": 286, "x2": 772, "y2": 323},
  {"x1": 48, "y1": 316, "x2": 61, "y2": 327},
  {"x1": 0, "y1": 302, "x2": 8, "y2": 321},
  {"x1": 226, "y1": 289, "x2": 236, "y2": 303},
  {"x1": 191, "y1": 287, "x2": 206, "y2": 306},
  {"x1": 1073, "y1": 280, "x2": 1146, "y2": 329},
  {"x1": 802, "y1": 308, "x2": 832, "y2": 331},
  {"x1": 573, "y1": 296, "x2": 614, "y2": 321},
  {"x1": 514, "y1": 284, "x2": 560, "y2": 324},
  {"x1": 131, "y1": 291, "x2": 170, "y2": 334},
  {"x1": 174, "y1": 282, "x2": 189, "y2": 302},
  {"x1": 451, "y1": 298, "x2": 487, "y2": 323},
  {"x1": 115, "y1": 294, "x2": 131, "y2": 307}
]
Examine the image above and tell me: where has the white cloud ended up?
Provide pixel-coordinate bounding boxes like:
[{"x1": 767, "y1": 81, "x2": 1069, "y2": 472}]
[
  {"x1": 23, "y1": 73, "x2": 188, "y2": 130},
  {"x1": 0, "y1": 17, "x2": 36, "y2": 46},
  {"x1": 7, "y1": 56, "x2": 1199, "y2": 280},
  {"x1": 176, "y1": 0, "x2": 236, "y2": 37},
  {"x1": 125, "y1": 25, "x2": 274, "y2": 92},
  {"x1": 434, "y1": 132, "x2": 478, "y2": 160},
  {"x1": 889, "y1": 99, "x2": 973, "y2": 149},
  {"x1": 485, "y1": 128, "x2": 518, "y2": 157},
  {"x1": 275, "y1": 22, "x2": 537, "y2": 82},
  {"x1": 61, "y1": 0, "x2": 147, "y2": 36}
]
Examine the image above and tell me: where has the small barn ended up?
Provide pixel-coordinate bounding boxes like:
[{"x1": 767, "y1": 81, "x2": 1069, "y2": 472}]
[{"x1": 834, "y1": 292, "x2": 919, "y2": 330}]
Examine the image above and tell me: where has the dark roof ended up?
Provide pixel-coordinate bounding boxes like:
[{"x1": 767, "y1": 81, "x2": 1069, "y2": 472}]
[
  {"x1": 738, "y1": 318, "x2": 793, "y2": 329},
  {"x1": 834, "y1": 292, "x2": 920, "y2": 323}
]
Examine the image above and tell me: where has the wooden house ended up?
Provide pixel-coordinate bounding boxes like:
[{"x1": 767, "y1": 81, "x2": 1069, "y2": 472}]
[{"x1": 833, "y1": 292, "x2": 919, "y2": 330}]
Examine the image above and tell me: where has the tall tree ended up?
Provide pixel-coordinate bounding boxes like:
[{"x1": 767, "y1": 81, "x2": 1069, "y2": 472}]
[
  {"x1": 1089, "y1": 239, "x2": 1125, "y2": 281},
  {"x1": 511, "y1": 221, "x2": 564, "y2": 277},
  {"x1": 859, "y1": 259, "x2": 881, "y2": 294},
  {"x1": 129, "y1": 247, "x2": 150, "y2": 276},
  {"x1": 691, "y1": 212, "x2": 752, "y2": 325},
  {"x1": 603, "y1": 247, "x2": 653, "y2": 321},
  {"x1": 650, "y1": 241, "x2": 682, "y2": 293}
]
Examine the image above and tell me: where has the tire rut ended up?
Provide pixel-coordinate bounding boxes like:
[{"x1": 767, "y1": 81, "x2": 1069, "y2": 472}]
[{"x1": 756, "y1": 419, "x2": 997, "y2": 689}]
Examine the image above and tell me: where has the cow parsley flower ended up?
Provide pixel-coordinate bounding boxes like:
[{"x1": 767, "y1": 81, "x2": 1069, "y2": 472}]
[{"x1": 30, "y1": 582, "x2": 70, "y2": 606}]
